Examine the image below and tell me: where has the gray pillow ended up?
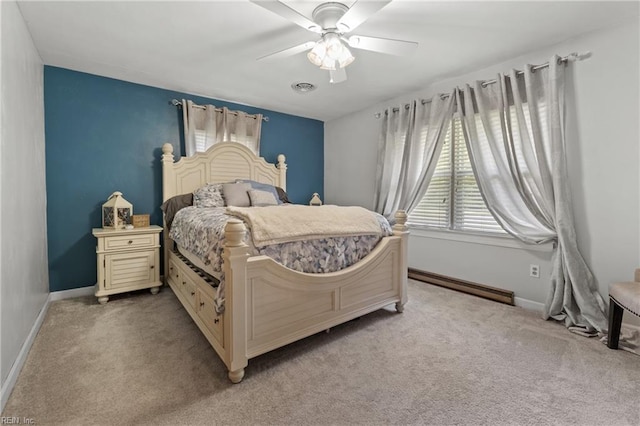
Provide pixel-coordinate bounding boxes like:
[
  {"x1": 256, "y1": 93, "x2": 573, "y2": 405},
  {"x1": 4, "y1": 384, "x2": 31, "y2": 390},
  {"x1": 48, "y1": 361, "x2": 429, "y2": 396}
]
[
  {"x1": 160, "y1": 193, "x2": 193, "y2": 230},
  {"x1": 222, "y1": 182, "x2": 252, "y2": 207},
  {"x1": 248, "y1": 189, "x2": 279, "y2": 207},
  {"x1": 236, "y1": 179, "x2": 282, "y2": 204},
  {"x1": 275, "y1": 186, "x2": 291, "y2": 203}
]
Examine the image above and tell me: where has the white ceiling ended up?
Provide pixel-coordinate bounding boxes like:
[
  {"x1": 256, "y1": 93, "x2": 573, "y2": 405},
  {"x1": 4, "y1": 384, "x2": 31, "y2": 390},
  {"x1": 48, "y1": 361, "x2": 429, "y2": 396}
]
[{"x1": 17, "y1": 1, "x2": 639, "y2": 121}]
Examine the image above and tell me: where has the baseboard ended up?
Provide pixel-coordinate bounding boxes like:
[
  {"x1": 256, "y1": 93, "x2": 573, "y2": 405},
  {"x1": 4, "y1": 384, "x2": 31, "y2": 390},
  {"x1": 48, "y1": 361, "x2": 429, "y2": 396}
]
[
  {"x1": 514, "y1": 297, "x2": 545, "y2": 312},
  {"x1": 0, "y1": 298, "x2": 49, "y2": 412},
  {"x1": 1, "y1": 285, "x2": 97, "y2": 412},
  {"x1": 408, "y1": 268, "x2": 514, "y2": 305},
  {"x1": 48, "y1": 285, "x2": 95, "y2": 301},
  {"x1": 48, "y1": 278, "x2": 165, "y2": 302}
]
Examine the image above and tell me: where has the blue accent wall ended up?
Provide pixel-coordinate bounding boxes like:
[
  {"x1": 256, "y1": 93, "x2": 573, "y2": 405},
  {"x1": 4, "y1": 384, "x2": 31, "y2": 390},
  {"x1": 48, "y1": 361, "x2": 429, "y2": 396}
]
[{"x1": 45, "y1": 66, "x2": 324, "y2": 292}]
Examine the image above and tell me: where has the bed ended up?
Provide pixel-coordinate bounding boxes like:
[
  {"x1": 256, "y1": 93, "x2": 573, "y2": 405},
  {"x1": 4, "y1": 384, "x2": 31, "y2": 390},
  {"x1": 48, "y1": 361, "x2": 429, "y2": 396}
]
[{"x1": 161, "y1": 142, "x2": 409, "y2": 383}]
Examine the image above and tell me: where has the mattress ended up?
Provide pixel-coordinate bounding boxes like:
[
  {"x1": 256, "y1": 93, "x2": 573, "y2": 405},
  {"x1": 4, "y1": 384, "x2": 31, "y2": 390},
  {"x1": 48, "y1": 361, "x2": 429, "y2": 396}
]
[{"x1": 177, "y1": 243, "x2": 219, "y2": 278}]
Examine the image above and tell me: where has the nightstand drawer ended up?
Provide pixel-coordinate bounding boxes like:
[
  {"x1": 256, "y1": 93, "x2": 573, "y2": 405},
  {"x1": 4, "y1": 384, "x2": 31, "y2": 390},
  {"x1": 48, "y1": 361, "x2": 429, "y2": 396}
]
[{"x1": 104, "y1": 234, "x2": 156, "y2": 251}]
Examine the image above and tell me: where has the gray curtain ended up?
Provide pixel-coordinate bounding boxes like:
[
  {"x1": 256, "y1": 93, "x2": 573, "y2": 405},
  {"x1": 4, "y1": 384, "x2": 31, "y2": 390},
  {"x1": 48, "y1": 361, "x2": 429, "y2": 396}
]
[
  {"x1": 456, "y1": 55, "x2": 607, "y2": 334},
  {"x1": 374, "y1": 95, "x2": 454, "y2": 220}
]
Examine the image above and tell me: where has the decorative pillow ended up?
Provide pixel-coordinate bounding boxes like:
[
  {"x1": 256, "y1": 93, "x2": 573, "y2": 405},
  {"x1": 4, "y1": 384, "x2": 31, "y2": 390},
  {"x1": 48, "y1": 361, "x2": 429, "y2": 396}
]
[
  {"x1": 236, "y1": 179, "x2": 282, "y2": 205},
  {"x1": 160, "y1": 193, "x2": 193, "y2": 229},
  {"x1": 193, "y1": 183, "x2": 225, "y2": 208},
  {"x1": 248, "y1": 189, "x2": 279, "y2": 207},
  {"x1": 222, "y1": 182, "x2": 252, "y2": 207},
  {"x1": 275, "y1": 186, "x2": 291, "y2": 204}
]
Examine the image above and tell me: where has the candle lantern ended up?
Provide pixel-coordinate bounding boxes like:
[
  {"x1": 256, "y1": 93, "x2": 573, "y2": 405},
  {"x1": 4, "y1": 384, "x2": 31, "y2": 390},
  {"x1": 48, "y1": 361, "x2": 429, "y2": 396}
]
[{"x1": 102, "y1": 191, "x2": 133, "y2": 229}]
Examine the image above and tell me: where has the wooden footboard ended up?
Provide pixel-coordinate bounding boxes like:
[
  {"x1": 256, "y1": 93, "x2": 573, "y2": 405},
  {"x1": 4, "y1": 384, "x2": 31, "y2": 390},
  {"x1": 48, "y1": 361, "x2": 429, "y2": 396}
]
[
  {"x1": 243, "y1": 236, "x2": 404, "y2": 357},
  {"x1": 166, "y1": 211, "x2": 409, "y2": 383}
]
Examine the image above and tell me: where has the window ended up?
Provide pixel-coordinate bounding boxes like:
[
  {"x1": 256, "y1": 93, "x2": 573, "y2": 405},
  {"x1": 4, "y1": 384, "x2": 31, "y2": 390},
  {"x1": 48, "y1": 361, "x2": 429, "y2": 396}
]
[
  {"x1": 184, "y1": 102, "x2": 262, "y2": 156},
  {"x1": 194, "y1": 128, "x2": 251, "y2": 153},
  {"x1": 408, "y1": 117, "x2": 506, "y2": 234},
  {"x1": 195, "y1": 130, "x2": 207, "y2": 153}
]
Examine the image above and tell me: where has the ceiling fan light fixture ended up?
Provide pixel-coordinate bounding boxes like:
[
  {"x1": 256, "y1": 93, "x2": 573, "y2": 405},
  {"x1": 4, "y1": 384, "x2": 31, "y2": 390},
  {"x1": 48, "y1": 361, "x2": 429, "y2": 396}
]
[
  {"x1": 307, "y1": 41, "x2": 326, "y2": 67},
  {"x1": 319, "y1": 56, "x2": 336, "y2": 71},
  {"x1": 324, "y1": 32, "x2": 343, "y2": 60},
  {"x1": 307, "y1": 32, "x2": 354, "y2": 71},
  {"x1": 337, "y1": 45, "x2": 355, "y2": 68}
]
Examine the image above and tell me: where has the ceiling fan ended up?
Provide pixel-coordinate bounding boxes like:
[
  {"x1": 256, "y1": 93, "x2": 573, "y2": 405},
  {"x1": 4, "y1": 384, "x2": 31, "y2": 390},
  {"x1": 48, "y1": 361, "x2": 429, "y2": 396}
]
[{"x1": 251, "y1": 0, "x2": 418, "y2": 84}]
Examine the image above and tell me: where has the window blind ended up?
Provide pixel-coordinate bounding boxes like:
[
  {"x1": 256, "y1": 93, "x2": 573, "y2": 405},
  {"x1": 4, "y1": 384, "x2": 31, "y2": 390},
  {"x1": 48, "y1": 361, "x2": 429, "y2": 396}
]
[
  {"x1": 408, "y1": 123, "x2": 452, "y2": 228},
  {"x1": 195, "y1": 130, "x2": 206, "y2": 152},
  {"x1": 408, "y1": 117, "x2": 505, "y2": 234}
]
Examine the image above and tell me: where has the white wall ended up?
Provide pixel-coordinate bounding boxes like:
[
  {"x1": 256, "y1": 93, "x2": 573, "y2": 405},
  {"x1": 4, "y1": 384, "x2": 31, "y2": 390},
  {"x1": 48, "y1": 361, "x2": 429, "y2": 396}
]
[
  {"x1": 0, "y1": 0, "x2": 49, "y2": 404},
  {"x1": 325, "y1": 19, "x2": 640, "y2": 309},
  {"x1": 0, "y1": 0, "x2": 3, "y2": 397}
]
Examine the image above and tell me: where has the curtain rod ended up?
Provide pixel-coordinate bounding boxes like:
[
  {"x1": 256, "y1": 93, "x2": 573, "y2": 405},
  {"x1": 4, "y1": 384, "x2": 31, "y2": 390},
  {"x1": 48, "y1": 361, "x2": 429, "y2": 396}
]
[
  {"x1": 374, "y1": 51, "x2": 591, "y2": 118},
  {"x1": 171, "y1": 99, "x2": 269, "y2": 122}
]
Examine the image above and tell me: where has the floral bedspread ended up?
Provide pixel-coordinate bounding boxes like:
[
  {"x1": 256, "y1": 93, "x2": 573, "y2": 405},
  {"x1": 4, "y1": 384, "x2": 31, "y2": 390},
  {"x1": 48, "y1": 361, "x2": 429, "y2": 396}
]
[{"x1": 169, "y1": 206, "x2": 392, "y2": 313}]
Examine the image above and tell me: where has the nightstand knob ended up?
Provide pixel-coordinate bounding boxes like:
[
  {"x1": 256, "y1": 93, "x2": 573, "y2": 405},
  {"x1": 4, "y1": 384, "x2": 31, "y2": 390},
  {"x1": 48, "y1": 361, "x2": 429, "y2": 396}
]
[
  {"x1": 150, "y1": 265, "x2": 154, "y2": 269},
  {"x1": 128, "y1": 240, "x2": 133, "y2": 244},
  {"x1": 200, "y1": 301, "x2": 205, "y2": 308},
  {"x1": 182, "y1": 281, "x2": 186, "y2": 285},
  {"x1": 214, "y1": 318, "x2": 220, "y2": 324},
  {"x1": 190, "y1": 291, "x2": 195, "y2": 296}
]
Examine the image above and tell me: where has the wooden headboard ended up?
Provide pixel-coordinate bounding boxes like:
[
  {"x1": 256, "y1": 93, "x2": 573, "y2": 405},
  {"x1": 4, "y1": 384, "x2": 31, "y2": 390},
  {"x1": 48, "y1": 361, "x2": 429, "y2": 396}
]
[{"x1": 161, "y1": 142, "x2": 287, "y2": 201}]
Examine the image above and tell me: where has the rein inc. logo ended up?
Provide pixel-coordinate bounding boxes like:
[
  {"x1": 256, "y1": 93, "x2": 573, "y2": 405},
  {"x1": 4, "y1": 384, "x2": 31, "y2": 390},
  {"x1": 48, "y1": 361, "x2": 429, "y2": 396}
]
[{"x1": 0, "y1": 418, "x2": 35, "y2": 425}]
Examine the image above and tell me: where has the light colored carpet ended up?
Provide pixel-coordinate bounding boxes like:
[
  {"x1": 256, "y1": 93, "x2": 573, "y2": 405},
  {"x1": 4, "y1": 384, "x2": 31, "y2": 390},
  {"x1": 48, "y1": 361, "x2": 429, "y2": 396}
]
[{"x1": 3, "y1": 280, "x2": 639, "y2": 425}]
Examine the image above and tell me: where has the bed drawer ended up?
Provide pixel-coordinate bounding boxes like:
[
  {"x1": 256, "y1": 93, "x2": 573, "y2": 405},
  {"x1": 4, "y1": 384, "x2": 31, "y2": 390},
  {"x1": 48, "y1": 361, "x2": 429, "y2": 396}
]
[
  {"x1": 167, "y1": 257, "x2": 182, "y2": 286},
  {"x1": 104, "y1": 233, "x2": 157, "y2": 251},
  {"x1": 197, "y1": 290, "x2": 224, "y2": 346},
  {"x1": 179, "y1": 273, "x2": 197, "y2": 309}
]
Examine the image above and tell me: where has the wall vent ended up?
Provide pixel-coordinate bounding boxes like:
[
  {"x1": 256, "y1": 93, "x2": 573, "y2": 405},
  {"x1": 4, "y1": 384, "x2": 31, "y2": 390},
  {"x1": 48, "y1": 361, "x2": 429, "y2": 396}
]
[{"x1": 291, "y1": 82, "x2": 316, "y2": 93}]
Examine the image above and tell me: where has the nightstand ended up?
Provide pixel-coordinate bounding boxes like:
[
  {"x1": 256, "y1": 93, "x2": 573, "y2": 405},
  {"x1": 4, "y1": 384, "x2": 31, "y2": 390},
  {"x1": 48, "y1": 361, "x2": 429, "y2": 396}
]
[{"x1": 93, "y1": 225, "x2": 162, "y2": 304}]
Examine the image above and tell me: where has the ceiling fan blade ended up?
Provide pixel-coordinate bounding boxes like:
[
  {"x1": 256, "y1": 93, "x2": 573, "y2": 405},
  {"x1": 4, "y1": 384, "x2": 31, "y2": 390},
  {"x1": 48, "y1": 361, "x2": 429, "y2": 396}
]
[
  {"x1": 250, "y1": 1, "x2": 322, "y2": 33},
  {"x1": 347, "y1": 35, "x2": 418, "y2": 56},
  {"x1": 257, "y1": 41, "x2": 316, "y2": 60},
  {"x1": 336, "y1": 1, "x2": 391, "y2": 33},
  {"x1": 329, "y1": 67, "x2": 347, "y2": 84}
]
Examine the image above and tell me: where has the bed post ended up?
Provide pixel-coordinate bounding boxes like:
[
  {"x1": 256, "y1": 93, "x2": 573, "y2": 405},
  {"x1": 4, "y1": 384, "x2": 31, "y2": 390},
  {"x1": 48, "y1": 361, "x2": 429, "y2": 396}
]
[
  {"x1": 393, "y1": 210, "x2": 409, "y2": 313},
  {"x1": 161, "y1": 143, "x2": 176, "y2": 201},
  {"x1": 161, "y1": 143, "x2": 175, "y2": 286},
  {"x1": 276, "y1": 154, "x2": 287, "y2": 191},
  {"x1": 222, "y1": 219, "x2": 250, "y2": 383}
]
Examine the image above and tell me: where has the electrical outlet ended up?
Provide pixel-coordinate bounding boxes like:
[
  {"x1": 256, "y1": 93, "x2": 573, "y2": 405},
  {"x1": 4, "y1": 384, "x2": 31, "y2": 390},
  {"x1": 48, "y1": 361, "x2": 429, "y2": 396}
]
[{"x1": 529, "y1": 264, "x2": 540, "y2": 278}]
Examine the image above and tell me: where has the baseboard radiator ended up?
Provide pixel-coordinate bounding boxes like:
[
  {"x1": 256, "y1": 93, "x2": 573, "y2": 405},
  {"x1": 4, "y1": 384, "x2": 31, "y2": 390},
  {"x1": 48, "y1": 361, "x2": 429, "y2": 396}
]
[{"x1": 408, "y1": 268, "x2": 514, "y2": 305}]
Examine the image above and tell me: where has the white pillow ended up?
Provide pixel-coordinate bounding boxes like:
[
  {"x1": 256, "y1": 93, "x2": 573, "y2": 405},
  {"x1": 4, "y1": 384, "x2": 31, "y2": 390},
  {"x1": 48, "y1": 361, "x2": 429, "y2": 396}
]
[{"x1": 248, "y1": 189, "x2": 279, "y2": 207}]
